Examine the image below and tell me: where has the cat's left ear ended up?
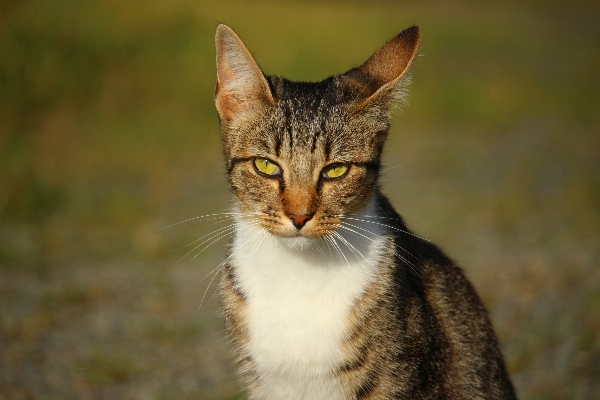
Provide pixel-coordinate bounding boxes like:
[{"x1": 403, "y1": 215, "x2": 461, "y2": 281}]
[
  {"x1": 215, "y1": 24, "x2": 275, "y2": 122},
  {"x1": 342, "y1": 26, "x2": 420, "y2": 109}
]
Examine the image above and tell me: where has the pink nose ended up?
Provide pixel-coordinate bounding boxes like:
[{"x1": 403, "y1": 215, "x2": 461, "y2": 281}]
[{"x1": 288, "y1": 214, "x2": 313, "y2": 229}]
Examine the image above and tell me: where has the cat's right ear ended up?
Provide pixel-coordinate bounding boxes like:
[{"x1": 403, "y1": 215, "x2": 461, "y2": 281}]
[
  {"x1": 342, "y1": 26, "x2": 420, "y2": 109},
  {"x1": 215, "y1": 25, "x2": 275, "y2": 122}
]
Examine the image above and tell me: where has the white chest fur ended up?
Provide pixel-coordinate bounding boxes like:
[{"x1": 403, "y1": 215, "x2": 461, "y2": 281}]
[{"x1": 231, "y1": 206, "x2": 386, "y2": 399}]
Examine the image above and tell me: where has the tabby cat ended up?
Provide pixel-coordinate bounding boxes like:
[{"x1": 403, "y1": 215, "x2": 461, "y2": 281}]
[{"x1": 214, "y1": 24, "x2": 517, "y2": 399}]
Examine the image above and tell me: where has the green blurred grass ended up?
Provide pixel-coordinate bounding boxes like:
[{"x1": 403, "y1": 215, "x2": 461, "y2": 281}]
[{"x1": 0, "y1": 1, "x2": 599, "y2": 399}]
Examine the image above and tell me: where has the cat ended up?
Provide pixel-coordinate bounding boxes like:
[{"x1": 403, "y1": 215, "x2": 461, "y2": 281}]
[{"x1": 214, "y1": 23, "x2": 517, "y2": 400}]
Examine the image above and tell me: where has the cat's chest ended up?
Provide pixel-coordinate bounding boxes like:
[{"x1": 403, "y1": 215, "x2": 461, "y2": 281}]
[{"x1": 230, "y1": 224, "x2": 383, "y2": 392}]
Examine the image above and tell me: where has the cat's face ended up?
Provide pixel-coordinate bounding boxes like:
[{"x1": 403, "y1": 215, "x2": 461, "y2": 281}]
[
  {"x1": 225, "y1": 81, "x2": 385, "y2": 244},
  {"x1": 214, "y1": 25, "x2": 419, "y2": 247}
]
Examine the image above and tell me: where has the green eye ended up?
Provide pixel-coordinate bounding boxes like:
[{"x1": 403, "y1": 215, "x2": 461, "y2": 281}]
[
  {"x1": 322, "y1": 163, "x2": 349, "y2": 179},
  {"x1": 254, "y1": 158, "x2": 281, "y2": 176}
]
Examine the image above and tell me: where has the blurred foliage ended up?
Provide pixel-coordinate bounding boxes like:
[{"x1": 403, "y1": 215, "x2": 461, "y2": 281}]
[{"x1": 0, "y1": 1, "x2": 599, "y2": 399}]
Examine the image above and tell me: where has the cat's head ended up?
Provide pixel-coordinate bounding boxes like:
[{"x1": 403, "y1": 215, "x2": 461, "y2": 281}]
[{"x1": 214, "y1": 25, "x2": 419, "y2": 248}]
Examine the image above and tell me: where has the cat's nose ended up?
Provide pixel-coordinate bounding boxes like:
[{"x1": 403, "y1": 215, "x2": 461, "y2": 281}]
[{"x1": 288, "y1": 213, "x2": 313, "y2": 230}]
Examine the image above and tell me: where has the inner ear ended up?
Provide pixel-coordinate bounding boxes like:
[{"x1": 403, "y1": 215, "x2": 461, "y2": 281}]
[
  {"x1": 341, "y1": 26, "x2": 420, "y2": 104},
  {"x1": 215, "y1": 24, "x2": 275, "y2": 121}
]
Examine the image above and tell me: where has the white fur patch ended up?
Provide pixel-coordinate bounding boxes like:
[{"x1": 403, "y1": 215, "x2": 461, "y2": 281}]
[{"x1": 231, "y1": 202, "x2": 387, "y2": 399}]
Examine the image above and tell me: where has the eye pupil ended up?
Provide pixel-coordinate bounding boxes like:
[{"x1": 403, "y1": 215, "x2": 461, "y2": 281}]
[
  {"x1": 254, "y1": 158, "x2": 280, "y2": 176},
  {"x1": 324, "y1": 163, "x2": 348, "y2": 179}
]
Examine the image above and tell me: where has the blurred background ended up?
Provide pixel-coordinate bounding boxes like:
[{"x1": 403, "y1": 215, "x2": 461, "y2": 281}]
[{"x1": 1, "y1": 1, "x2": 599, "y2": 399}]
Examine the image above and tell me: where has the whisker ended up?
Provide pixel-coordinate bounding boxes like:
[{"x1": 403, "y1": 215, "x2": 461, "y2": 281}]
[
  {"x1": 380, "y1": 162, "x2": 408, "y2": 172},
  {"x1": 338, "y1": 223, "x2": 423, "y2": 283},
  {"x1": 161, "y1": 211, "x2": 265, "y2": 230},
  {"x1": 208, "y1": 229, "x2": 268, "y2": 304},
  {"x1": 172, "y1": 222, "x2": 240, "y2": 253},
  {"x1": 322, "y1": 234, "x2": 336, "y2": 263},
  {"x1": 343, "y1": 213, "x2": 397, "y2": 221},
  {"x1": 338, "y1": 216, "x2": 430, "y2": 242},
  {"x1": 323, "y1": 234, "x2": 340, "y2": 263},
  {"x1": 191, "y1": 221, "x2": 262, "y2": 286},
  {"x1": 325, "y1": 233, "x2": 350, "y2": 268},
  {"x1": 174, "y1": 214, "x2": 263, "y2": 253},
  {"x1": 173, "y1": 224, "x2": 238, "y2": 267},
  {"x1": 199, "y1": 260, "x2": 225, "y2": 310},
  {"x1": 332, "y1": 230, "x2": 384, "y2": 281},
  {"x1": 340, "y1": 221, "x2": 421, "y2": 262},
  {"x1": 332, "y1": 231, "x2": 363, "y2": 264},
  {"x1": 235, "y1": 227, "x2": 269, "y2": 277},
  {"x1": 178, "y1": 219, "x2": 262, "y2": 269},
  {"x1": 198, "y1": 221, "x2": 266, "y2": 309},
  {"x1": 311, "y1": 238, "x2": 327, "y2": 258}
]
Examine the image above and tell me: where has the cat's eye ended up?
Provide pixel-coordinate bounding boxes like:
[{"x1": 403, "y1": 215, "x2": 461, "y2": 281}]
[
  {"x1": 322, "y1": 163, "x2": 349, "y2": 179},
  {"x1": 254, "y1": 158, "x2": 281, "y2": 176}
]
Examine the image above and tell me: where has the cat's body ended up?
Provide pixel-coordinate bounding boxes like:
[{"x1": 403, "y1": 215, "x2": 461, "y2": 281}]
[{"x1": 215, "y1": 24, "x2": 517, "y2": 399}]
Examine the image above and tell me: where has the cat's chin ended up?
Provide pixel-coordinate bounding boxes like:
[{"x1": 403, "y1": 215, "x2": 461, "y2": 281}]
[{"x1": 279, "y1": 235, "x2": 317, "y2": 250}]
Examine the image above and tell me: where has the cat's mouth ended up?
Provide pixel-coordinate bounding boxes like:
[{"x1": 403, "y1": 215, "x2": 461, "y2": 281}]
[
  {"x1": 268, "y1": 218, "x2": 337, "y2": 241},
  {"x1": 248, "y1": 210, "x2": 340, "y2": 245}
]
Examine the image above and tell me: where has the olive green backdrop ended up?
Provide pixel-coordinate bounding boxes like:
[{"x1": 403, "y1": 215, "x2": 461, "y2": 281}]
[{"x1": 1, "y1": 1, "x2": 599, "y2": 399}]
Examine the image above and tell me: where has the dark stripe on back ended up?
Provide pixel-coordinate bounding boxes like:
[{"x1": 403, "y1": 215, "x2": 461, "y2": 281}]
[
  {"x1": 355, "y1": 368, "x2": 380, "y2": 399},
  {"x1": 337, "y1": 343, "x2": 369, "y2": 374}
]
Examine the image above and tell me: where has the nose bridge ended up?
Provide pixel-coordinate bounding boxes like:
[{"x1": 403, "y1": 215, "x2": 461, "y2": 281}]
[
  {"x1": 283, "y1": 159, "x2": 317, "y2": 216},
  {"x1": 283, "y1": 183, "x2": 317, "y2": 216}
]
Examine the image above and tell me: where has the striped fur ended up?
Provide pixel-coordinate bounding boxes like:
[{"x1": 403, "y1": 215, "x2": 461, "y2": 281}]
[{"x1": 215, "y1": 24, "x2": 517, "y2": 399}]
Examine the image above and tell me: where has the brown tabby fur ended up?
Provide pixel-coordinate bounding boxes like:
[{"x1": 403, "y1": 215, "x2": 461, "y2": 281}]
[{"x1": 215, "y1": 24, "x2": 517, "y2": 399}]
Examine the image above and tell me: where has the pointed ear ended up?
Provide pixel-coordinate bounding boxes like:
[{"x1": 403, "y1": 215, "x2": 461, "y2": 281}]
[
  {"x1": 342, "y1": 26, "x2": 420, "y2": 106},
  {"x1": 215, "y1": 24, "x2": 275, "y2": 121}
]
